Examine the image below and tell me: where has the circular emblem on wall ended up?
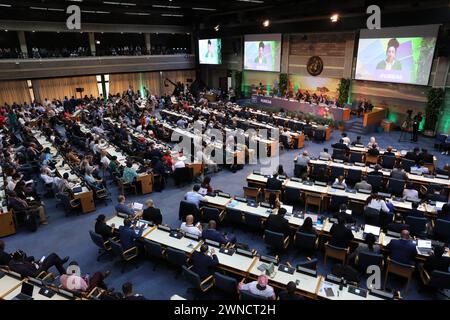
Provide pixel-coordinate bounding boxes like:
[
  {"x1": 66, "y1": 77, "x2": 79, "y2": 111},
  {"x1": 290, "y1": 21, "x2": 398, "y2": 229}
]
[{"x1": 307, "y1": 56, "x2": 323, "y2": 76}]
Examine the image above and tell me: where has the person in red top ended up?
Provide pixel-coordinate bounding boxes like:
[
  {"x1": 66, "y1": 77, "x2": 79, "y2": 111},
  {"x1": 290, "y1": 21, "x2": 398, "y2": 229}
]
[
  {"x1": 201, "y1": 176, "x2": 213, "y2": 193},
  {"x1": 162, "y1": 150, "x2": 174, "y2": 167},
  {"x1": 0, "y1": 112, "x2": 5, "y2": 127}
]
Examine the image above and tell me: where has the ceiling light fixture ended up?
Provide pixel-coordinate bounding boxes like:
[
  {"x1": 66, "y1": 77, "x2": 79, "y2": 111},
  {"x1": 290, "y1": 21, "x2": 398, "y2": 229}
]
[
  {"x1": 236, "y1": 0, "x2": 264, "y2": 3},
  {"x1": 262, "y1": 19, "x2": 270, "y2": 27},
  {"x1": 330, "y1": 13, "x2": 339, "y2": 22},
  {"x1": 0, "y1": 3, "x2": 12, "y2": 7},
  {"x1": 214, "y1": 24, "x2": 220, "y2": 32},
  {"x1": 192, "y1": 7, "x2": 216, "y2": 11},
  {"x1": 152, "y1": 5, "x2": 181, "y2": 9},
  {"x1": 161, "y1": 13, "x2": 184, "y2": 17},
  {"x1": 125, "y1": 12, "x2": 150, "y2": 15}
]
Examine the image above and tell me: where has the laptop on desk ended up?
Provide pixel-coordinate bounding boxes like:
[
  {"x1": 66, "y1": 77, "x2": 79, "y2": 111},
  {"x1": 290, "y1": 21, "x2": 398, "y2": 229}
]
[
  {"x1": 13, "y1": 282, "x2": 34, "y2": 300},
  {"x1": 363, "y1": 225, "x2": 381, "y2": 238}
]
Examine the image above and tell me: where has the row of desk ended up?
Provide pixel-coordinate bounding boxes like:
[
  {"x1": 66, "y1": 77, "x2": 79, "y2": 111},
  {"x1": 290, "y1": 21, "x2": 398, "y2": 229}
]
[{"x1": 105, "y1": 215, "x2": 383, "y2": 300}]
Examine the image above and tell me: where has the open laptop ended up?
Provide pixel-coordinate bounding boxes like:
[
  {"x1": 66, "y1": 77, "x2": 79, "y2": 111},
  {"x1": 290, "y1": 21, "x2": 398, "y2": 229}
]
[
  {"x1": 363, "y1": 224, "x2": 381, "y2": 238},
  {"x1": 13, "y1": 282, "x2": 34, "y2": 300}
]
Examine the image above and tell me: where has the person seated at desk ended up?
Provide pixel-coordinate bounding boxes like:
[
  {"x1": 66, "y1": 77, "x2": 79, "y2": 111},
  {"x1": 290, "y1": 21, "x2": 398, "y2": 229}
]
[
  {"x1": 201, "y1": 176, "x2": 214, "y2": 193},
  {"x1": 437, "y1": 203, "x2": 450, "y2": 221},
  {"x1": 8, "y1": 191, "x2": 48, "y2": 225},
  {"x1": 108, "y1": 155, "x2": 120, "y2": 176},
  {"x1": 368, "y1": 164, "x2": 383, "y2": 177},
  {"x1": 329, "y1": 216, "x2": 354, "y2": 248},
  {"x1": 419, "y1": 148, "x2": 433, "y2": 164},
  {"x1": 405, "y1": 148, "x2": 420, "y2": 163},
  {"x1": 367, "y1": 137, "x2": 379, "y2": 150},
  {"x1": 266, "y1": 173, "x2": 283, "y2": 191},
  {"x1": 122, "y1": 162, "x2": 138, "y2": 184},
  {"x1": 408, "y1": 201, "x2": 424, "y2": 218},
  {"x1": 191, "y1": 244, "x2": 219, "y2": 280},
  {"x1": 122, "y1": 282, "x2": 147, "y2": 300},
  {"x1": 298, "y1": 216, "x2": 317, "y2": 235},
  {"x1": 265, "y1": 207, "x2": 290, "y2": 237},
  {"x1": 411, "y1": 160, "x2": 429, "y2": 174},
  {"x1": 185, "y1": 185, "x2": 207, "y2": 209},
  {"x1": 9, "y1": 249, "x2": 69, "y2": 278},
  {"x1": 331, "y1": 139, "x2": 349, "y2": 151},
  {"x1": 176, "y1": 117, "x2": 188, "y2": 129},
  {"x1": 202, "y1": 220, "x2": 236, "y2": 245},
  {"x1": 296, "y1": 151, "x2": 311, "y2": 166},
  {"x1": 384, "y1": 146, "x2": 396, "y2": 157},
  {"x1": 180, "y1": 214, "x2": 202, "y2": 236},
  {"x1": 403, "y1": 183, "x2": 419, "y2": 200},
  {"x1": 368, "y1": 144, "x2": 380, "y2": 156},
  {"x1": 341, "y1": 132, "x2": 350, "y2": 145},
  {"x1": 40, "y1": 167, "x2": 60, "y2": 190},
  {"x1": 0, "y1": 240, "x2": 11, "y2": 267},
  {"x1": 84, "y1": 167, "x2": 104, "y2": 190},
  {"x1": 95, "y1": 214, "x2": 115, "y2": 241},
  {"x1": 119, "y1": 218, "x2": 145, "y2": 251},
  {"x1": 162, "y1": 150, "x2": 174, "y2": 168},
  {"x1": 332, "y1": 175, "x2": 347, "y2": 189},
  {"x1": 423, "y1": 245, "x2": 450, "y2": 274},
  {"x1": 276, "y1": 165, "x2": 288, "y2": 178},
  {"x1": 146, "y1": 142, "x2": 162, "y2": 159},
  {"x1": 60, "y1": 261, "x2": 110, "y2": 293},
  {"x1": 142, "y1": 199, "x2": 162, "y2": 225},
  {"x1": 334, "y1": 204, "x2": 355, "y2": 224},
  {"x1": 100, "y1": 150, "x2": 110, "y2": 169},
  {"x1": 390, "y1": 163, "x2": 407, "y2": 181},
  {"x1": 385, "y1": 230, "x2": 417, "y2": 266},
  {"x1": 238, "y1": 274, "x2": 276, "y2": 300},
  {"x1": 366, "y1": 193, "x2": 390, "y2": 213},
  {"x1": 355, "y1": 176, "x2": 372, "y2": 192},
  {"x1": 67, "y1": 148, "x2": 80, "y2": 165},
  {"x1": 319, "y1": 148, "x2": 332, "y2": 160},
  {"x1": 40, "y1": 147, "x2": 53, "y2": 166},
  {"x1": 426, "y1": 187, "x2": 447, "y2": 203},
  {"x1": 115, "y1": 195, "x2": 138, "y2": 217},
  {"x1": 435, "y1": 163, "x2": 449, "y2": 177},
  {"x1": 279, "y1": 281, "x2": 304, "y2": 300},
  {"x1": 351, "y1": 136, "x2": 363, "y2": 146},
  {"x1": 173, "y1": 155, "x2": 186, "y2": 170}
]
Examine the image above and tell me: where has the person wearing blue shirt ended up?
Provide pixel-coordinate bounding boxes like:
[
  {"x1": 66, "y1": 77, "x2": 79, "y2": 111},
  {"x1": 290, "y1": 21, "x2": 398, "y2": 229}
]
[
  {"x1": 118, "y1": 218, "x2": 145, "y2": 251},
  {"x1": 184, "y1": 185, "x2": 207, "y2": 209},
  {"x1": 386, "y1": 230, "x2": 417, "y2": 266},
  {"x1": 202, "y1": 220, "x2": 236, "y2": 245},
  {"x1": 122, "y1": 162, "x2": 138, "y2": 184},
  {"x1": 115, "y1": 195, "x2": 136, "y2": 216},
  {"x1": 41, "y1": 147, "x2": 53, "y2": 165}
]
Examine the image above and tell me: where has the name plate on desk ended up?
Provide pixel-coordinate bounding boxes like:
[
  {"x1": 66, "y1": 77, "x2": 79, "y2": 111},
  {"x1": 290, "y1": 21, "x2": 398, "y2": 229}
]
[
  {"x1": 219, "y1": 248, "x2": 235, "y2": 256},
  {"x1": 436, "y1": 174, "x2": 449, "y2": 180},
  {"x1": 236, "y1": 248, "x2": 254, "y2": 258},
  {"x1": 158, "y1": 225, "x2": 171, "y2": 232},
  {"x1": 235, "y1": 197, "x2": 247, "y2": 203},
  {"x1": 278, "y1": 264, "x2": 295, "y2": 275},
  {"x1": 303, "y1": 180, "x2": 314, "y2": 186},
  {"x1": 296, "y1": 265, "x2": 317, "y2": 277},
  {"x1": 354, "y1": 162, "x2": 365, "y2": 167},
  {"x1": 169, "y1": 231, "x2": 183, "y2": 239},
  {"x1": 290, "y1": 177, "x2": 301, "y2": 182},
  {"x1": 314, "y1": 181, "x2": 327, "y2": 187},
  {"x1": 348, "y1": 285, "x2": 367, "y2": 298},
  {"x1": 185, "y1": 233, "x2": 200, "y2": 241}
]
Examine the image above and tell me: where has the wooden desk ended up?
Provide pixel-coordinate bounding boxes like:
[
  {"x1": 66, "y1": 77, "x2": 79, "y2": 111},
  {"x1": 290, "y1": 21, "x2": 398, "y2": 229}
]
[
  {"x1": 292, "y1": 133, "x2": 305, "y2": 149},
  {"x1": 136, "y1": 173, "x2": 153, "y2": 194},
  {"x1": 317, "y1": 277, "x2": 383, "y2": 300},
  {"x1": 144, "y1": 228, "x2": 202, "y2": 254},
  {"x1": 213, "y1": 248, "x2": 257, "y2": 276},
  {"x1": 72, "y1": 187, "x2": 95, "y2": 214},
  {"x1": 186, "y1": 163, "x2": 203, "y2": 178},
  {"x1": 0, "y1": 210, "x2": 16, "y2": 237},
  {"x1": 202, "y1": 195, "x2": 232, "y2": 209},
  {"x1": 0, "y1": 273, "x2": 23, "y2": 299},
  {"x1": 2, "y1": 282, "x2": 70, "y2": 300},
  {"x1": 227, "y1": 200, "x2": 272, "y2": 218}
]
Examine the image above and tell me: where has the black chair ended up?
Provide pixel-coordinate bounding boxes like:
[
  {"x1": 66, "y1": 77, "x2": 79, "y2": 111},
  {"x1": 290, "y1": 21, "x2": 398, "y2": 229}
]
[
  {"x1": 178, "y1": 200, "x2": 201, "y2": 222},
  {"x1": 332, "y1": 149, "x2": 347, "y2": 161},
  {"x1": 202, "y1": 207, "x2": 225, "y2": 223},
  {"x1": 355, "y1": 251, "x2": 384, "y2": 272},
  {"x1": 329, "y1": 166, "x2": 345, "y2": 183},
  {"x1": 244, "y1": 213, "x2": 263, "y2": 230},
  {"x1": 294, "y1": 231, "x2": 318, "y2": 255},
  {"x1": 349, "y1": 152, "x2": 364, "y2": 163},
  {"x1": 367, "y1": 175, "x2": 383, "y2": 193},
  {"x1": 57, "y1": 192, "x2": 81, "y2": 216},
  {"x1": 166, "y1": 247, "x2": 187, "y2": 278},
  {"x1": 297, "y1": 258, "x2": 318, "y2": 270},
  {"x1": 420, "y1": 269, "x2": 450, "y2": 293},
  {"x1": 109, "y1": 239, "x2": 139, "y2": 273},
  {"x1": 240, "y1": 289, "x2": 268, "y2": 300},
  {"x1": 173, "y1": 167, "x2": 193, "y2": 187},
  {"x1": 294, "y1": 164, "x2": 307, "y2": 178},
  {"x1": 313, "y1": 129, "x2": 325, "y2": 142},
  {"x1": 225, "y1": 207, "x2": 243, "y2": 226},
  {"x1": 381, "y1": 155, "x2": 396, "y2": 169},
  {"x1": 364, "y1": 207, "x2": 381, "y2": 226},
  {"x1": 434, "y1": 219, "x2": 450, "y2": 244},
  {"x1": 405, "y1": 216, "x2": 428, "y2": 237},
  {"x1": 387, "y1": 178, "x2": 405, "y2": 197},
  {"x1": 283, "y1": 187, "x2": 301, "y2": 205},
  {"x1": 280, "y1": 134, "x2": 292, "y2": 150},
  {"x1": 329, "y1": 195, "x2": 348, "y2": 213},
  {"x1": 89, "y1": 230, "x2": 112, "y2": 261},
  {"x1": 401, "y1": 159, "x2": 416, "y2": 172},
  {"x1": 214, "y1": 272, "x2": 238, "y2": 298},
  {"x1": 264, "y1": 229, "x2": 289, "y2": 251},
  {"x1": 143, "y1": 239, "x2": 165, "y2": 271},
  {"x1": 346, "y1": 169, "x2": 362, "y2": 186},
  {"x1": 311, "y1": 164, "x2": 327, "y2": 181},
  {"x1": 182, "y1": 265, "x2": 214, "y2": 295}
]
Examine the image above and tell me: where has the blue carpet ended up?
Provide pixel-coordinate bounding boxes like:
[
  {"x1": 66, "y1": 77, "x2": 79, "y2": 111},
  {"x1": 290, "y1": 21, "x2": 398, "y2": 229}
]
[{"x1": 2, "y1": 129, "x2": 449, "y2": 300}]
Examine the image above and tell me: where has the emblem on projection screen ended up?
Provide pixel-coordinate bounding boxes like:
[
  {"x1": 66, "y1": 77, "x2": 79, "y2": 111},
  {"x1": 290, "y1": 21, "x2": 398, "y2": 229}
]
[{"x1": 307, "y1": 56, "x2": 323, "y2": 76}]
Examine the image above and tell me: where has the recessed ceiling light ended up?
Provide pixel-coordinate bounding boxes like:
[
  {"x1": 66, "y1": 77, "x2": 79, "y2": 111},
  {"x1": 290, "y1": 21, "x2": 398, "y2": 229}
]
[
  {"x1": 214, "y1": 25, "x2": 220, "y2": 32},
  {"x1": 262, "y1": 19, "x2": 270, "y2": 27},
  {"x1": 330, "y1": 13, "x2": 339, "y2": 22},
  {"x1": 192, "y1": 7, "x2": 216, "y2": 11},
  {"x1": 152, "y1": 5, "x2": 181, "y2": 9},
  {"x1": 236, "y1": 0, "x2": 264, "y2": 3},
  {"x1": 0, "y1": 3, "x2": 12, "y2": 7}
]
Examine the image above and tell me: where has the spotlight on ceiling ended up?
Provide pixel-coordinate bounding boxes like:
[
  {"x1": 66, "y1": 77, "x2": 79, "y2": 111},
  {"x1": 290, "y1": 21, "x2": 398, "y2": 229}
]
[
  {"x1": 262, "y1": 19, "x2": 270, "y2": 27},
  {"x1": 214, "y1": 24, "x2": 220, "y2": 32},
  {"x1": 330, "y1": 13, "x2": 339, "y2": 23}
]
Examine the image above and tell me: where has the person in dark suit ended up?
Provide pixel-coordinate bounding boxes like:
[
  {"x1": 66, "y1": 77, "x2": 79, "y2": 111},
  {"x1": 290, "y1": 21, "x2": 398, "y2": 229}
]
[
  {"x1": 265, "y1": 207, "x2": 290, "y2": 237},
  {"x1": 331, "y1": 139, "x2": 349, "y2": 151},
  {"x1": 122, "y1": 282, "x2": 146, "y2": 300},
  {"x1": 95, "y1": 214, "x2": 114, "y2": 241},
  {"x1": 368, "y1": 165, "x2": 383, "y2": 177},
  {"x1": 0, "y1": 240, "x2": 11, "y2": 266},
  {"x1": 191, "y1": 244, "x2": 219, "y2": 280},
  {"x1": 298, "y1": 217, "x2": 317, "y2": 235},
  {"x1": 384, "y1": 146, "x2": 396, "y2": 157},
  {"x1": 202, "y1": 220, "x2": 236, "y2": 245},
  {"x1": 118, "y1": 218, "x2": 145, "y2": 251},
  {"x1": 408, "y1": 201, "x2": 424, "y2": 218},
  {"x1": 266, "y1": 174, "x2": 282, "y2": 191},
  {"x1": 426, "y1": 188, "x2": 447, "y2": 203},
  {"x1": 368, "y1": 144, "x2": 380, "y2": 156},
  {"x1": 423, "y1": 245, "x2": 450, "y2": 273},
  {"x1": 279, "y1": 281, "x2": 303, "y2": 300},
  {"x1": 142, "y1": 199, "x2": 162, "y2": 225},
  {"x1": 418, "y1": 149, "x2": 433, "y2": 164},
  {"x1": 435, "y1": 163, "x2": 449, "y2": 177},
  {"x1": 329, "y1": 216, "x2": 354, "y2": 248},
  {"x1": 405, "y1": 148, "x2": 420, "y2": 163},
  {"x1": 437, "y1": 203, "x2": 450, "y2": 222},
  {"x1": 385, "y1": 230, "x2": 417, "y2": 265},
  {"x1": 9, "y1": 250, "x2": 69, "y2": 278}
]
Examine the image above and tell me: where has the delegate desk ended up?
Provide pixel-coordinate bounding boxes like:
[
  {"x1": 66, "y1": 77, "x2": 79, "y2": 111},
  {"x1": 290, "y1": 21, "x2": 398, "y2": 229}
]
[
  {"x1": 2, "y1": 280, "x2": 71, "y2": 300},
  {"x1": 0, "y1": 272, "x2": 23, "y2": 299},
  {"x1": 144, "y1": 227, "x2": 202, "y2": 255},
  {"x1": 250, "y1": 95, "x2": 350, "y2": 122},
  {"x1": 317, "y1": 278, "x2": 383, "y2": 300}
]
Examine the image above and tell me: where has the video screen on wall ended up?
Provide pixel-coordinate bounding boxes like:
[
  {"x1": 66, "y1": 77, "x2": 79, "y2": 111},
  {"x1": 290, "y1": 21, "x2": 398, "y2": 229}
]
[
  {"x1": 244, "y1": 34, "x2": 282, "y2": 72},
  {"x1": 355, "y1": 25, "x2": 439, "y2": 86},
  {"x1": 198, "y1": 38, "x2": 222, "y2": 65}
]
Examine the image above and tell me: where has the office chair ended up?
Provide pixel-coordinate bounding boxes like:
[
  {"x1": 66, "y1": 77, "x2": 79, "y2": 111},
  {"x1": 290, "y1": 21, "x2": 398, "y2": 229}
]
[
  {"x1": 329, "y1": 166, "x2": 345, "y2": 183},
  {"x1": 243, "y1": 186, "x2": 261, "y2": 201},
  {"x1": 387, "y1": 178, "x2": 405, "y2": 197},
  {"x1": 117, "y1": 178, "x2": 137, "y2": 195},
  {"x1": 109, "y1": 239, "x2": 139, "y2": 273},
  {"x1": 328, "y1": 195, "x2": 348, "y2": 213},
  {"x1": 264, "y1": 229, "x2": 290, "y2": 252},
  {"x1": 364, "y1": 207, "x2": 381, "y2": 227},
  {"x1": 311, "y1": 163, "x2": 327, "y2": 181},
  {"x1": 240, "y1": 289, "x2": 269, "y2": 300},
  {"x1": 367, "y1": 175, "x2": 383, "y2": 193},
  {"x1": 225, "y1": 207, "x2": 243, "y2": 228},
  {"x1": 349, "y1": 152, "x2": 364, "y2": 164},
  {"x1": 214, "y1": 272, "x2": 238, "y2": 299},
  {"x1": 89, "y1": 230, "x2": 113, "y2": 261},
  {"x1": 420, "y1": 269, "x2": 450, "y2": 295},
  {"x1": 283, "y1": 187, "x2": 301, "y2": 205},
  {"x1": 384, "y1": 257, "x2": 415, "y2": 293},
  {"x1": 202, "y1": 207, "x2": 225, "y2": 224},
  {"x1": 332, "y1": 149, "x2": 347, "y2": 162},
  {"x1": 313, "y1": 129, "x2": 325, "y2": 142},
  {"x1": 294, "y1": 231, "x2": 318, "y2": 256},
  {"x1": 401, "y1": 159, "x2": 416, "y2": 172},
  {"x1": 182, "y1": 265, "x2": 214, "y2": 295},
  {"x1": 143, "y1": 239, "x2": 165, "y2": 271},
  {"x1": 305, "y1": 192, "x2": 322, "y2": 213},
  {"x1": 243, "y1": 212, "x2": 263, "y2": 231},
  {"x1": 297, "y1": 258, "x2": 318, "y2": 270},
  {"x1": 434, "y1": 219, "x2": 450, "y2": 243},
  {"x1": 324, "y1": 243, "x2": 349, "y2": 266},
  {"x1": 404, "y1": 216, "x2": 428, "y2": 238},
  {"x1": 165, "y1": 247, "x2": 187, "y2": 278},
  {"x1": 294, "y1": 164, "x2": 307, "y2": 178},
  {"x1": 178, "y1": 200, "x2": 201, "y2": 222},
  {"x1": 346, "y1": 169, "x2": 362, "y2": 187},
  {"x1": 355, "y1": 251, "x2": 384, "y2": 272},
  {"x1": 381, "y1": 155, "x2": 396, "y2": 169}
]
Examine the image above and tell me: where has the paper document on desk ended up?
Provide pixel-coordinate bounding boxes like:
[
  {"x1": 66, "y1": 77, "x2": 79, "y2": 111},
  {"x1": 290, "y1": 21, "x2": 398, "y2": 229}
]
[
  {"x1": 133, "y1": 202, "x2": 143, "y2": 211},
  {"x1": 417, "y1": 240, "x2": 432, "y2": 249},
  {"x1": 198, "y1": 188, "x2": 207, "y2": 196},
  {"x1": 435, "y1": 202, "x2": 446, "y2": 210}
]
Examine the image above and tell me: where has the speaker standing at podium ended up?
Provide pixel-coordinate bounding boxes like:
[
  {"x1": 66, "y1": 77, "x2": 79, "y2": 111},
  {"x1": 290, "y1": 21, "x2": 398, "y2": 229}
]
[{"x1": 412, "y1": 112, "x2": 423, "y2": 142}]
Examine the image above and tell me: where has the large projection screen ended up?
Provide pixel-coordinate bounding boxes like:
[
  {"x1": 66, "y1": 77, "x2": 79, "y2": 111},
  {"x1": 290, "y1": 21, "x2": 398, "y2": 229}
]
[
  {"x1": 354, "y1": 25, "x2": 439, "y2": 85},
  {"x1": 244, "y1": 34, "x2": 282, "y2": 72}
]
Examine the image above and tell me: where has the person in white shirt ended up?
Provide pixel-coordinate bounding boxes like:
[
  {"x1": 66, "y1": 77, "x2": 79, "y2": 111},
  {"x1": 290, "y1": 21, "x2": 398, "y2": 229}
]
[
  {"x1": 100, "y1": 150, "x2": 110, "y2": 168},
  {"x1": 180, "y1": 214, "x2": 202, "y2": 236},
  {"x1": 173, "y1": 155, "x2": 186, "y2": 170},
  {"x1": 296, "y1": 151, "x2": 311, "y2": 166},
  {"x1": 319, "y1": 148, "x2": 332, "y2": 160},
  {"x1": 367, "y1": 136, "x2": 379, "y2": 149},
  {"x1": 184, "y1": 185, "x2": 207, "y2": 208},
  {"x1": 341, "y1": 133, "x2": 350, "y2": 145},
  {"x1": 366, "y1": 194, "x2": 390, "y2": 213},
  {"x1": 332, "y1": 175, "x2": 347, "y2": 189},
  {"x1": 403, "y1": 183, "x2": 419, "y2": 200},
  {"x1": 238, "y1": 274, "x2": 275, "y2": 300}
]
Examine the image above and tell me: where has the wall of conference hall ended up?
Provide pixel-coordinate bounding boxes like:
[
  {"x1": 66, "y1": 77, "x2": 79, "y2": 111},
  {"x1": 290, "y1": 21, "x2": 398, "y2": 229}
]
[{"x1": 201, "y1": 31, "x2": 449, "y2": 133}]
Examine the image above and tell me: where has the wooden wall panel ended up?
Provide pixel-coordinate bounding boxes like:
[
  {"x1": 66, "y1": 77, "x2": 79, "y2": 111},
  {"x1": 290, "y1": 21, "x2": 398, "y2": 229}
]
[
  {"x1": 32, "y1": 76, "x2": 98, "y2": 102},
  {"x1": 0, "y1": 80, "x2": 31, "y2": 105}
]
